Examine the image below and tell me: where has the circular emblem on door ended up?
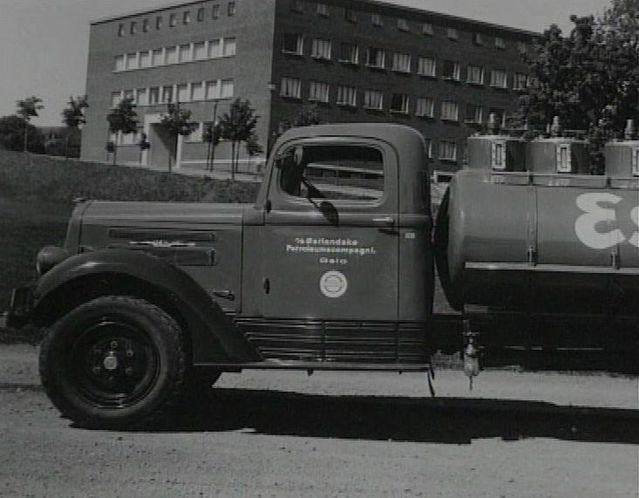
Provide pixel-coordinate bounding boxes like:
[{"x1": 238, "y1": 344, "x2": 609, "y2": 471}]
[{"x1": 319, "y1": 271, "x2": 348, "y2": 299}]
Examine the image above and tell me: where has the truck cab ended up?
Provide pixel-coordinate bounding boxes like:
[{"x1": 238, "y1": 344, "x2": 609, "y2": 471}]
[{"x1": 8, "y1": 124, "x2": 436, "y2": 428}]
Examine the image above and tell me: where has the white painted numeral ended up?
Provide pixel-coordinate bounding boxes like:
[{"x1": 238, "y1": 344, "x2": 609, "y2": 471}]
[{"x1": 575, "y1": 193, "x2": 626, "y2": 250}]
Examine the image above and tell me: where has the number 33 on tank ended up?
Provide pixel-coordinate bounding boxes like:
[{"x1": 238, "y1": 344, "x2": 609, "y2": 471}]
[{"x1": 575, "y1": 192, "x2": 639, "y2": 250}]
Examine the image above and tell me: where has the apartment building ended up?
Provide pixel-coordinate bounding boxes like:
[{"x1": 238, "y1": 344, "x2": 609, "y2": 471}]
[{"x1": 82, "y1": 0, "x2": 536, "y2": 173}]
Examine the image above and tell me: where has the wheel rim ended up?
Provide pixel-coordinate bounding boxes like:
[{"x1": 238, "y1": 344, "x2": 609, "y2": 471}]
[{"x1": 69, "y1": 318, "x2": 160, "y2": 409}]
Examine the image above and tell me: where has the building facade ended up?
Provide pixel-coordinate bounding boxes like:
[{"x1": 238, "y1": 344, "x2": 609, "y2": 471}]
[{"x1": 82, "y1": 0, "x2": 536, "y2": 175}]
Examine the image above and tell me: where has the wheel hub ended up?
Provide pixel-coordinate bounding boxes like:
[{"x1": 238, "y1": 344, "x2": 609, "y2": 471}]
[{"x1": 102, "y1": 353, "x2": 119, "y2": 371}]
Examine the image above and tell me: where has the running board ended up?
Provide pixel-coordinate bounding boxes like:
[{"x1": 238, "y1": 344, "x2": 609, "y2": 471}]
[{"x1": 195, "y1": 360, "x2": 432, "y2": 372}]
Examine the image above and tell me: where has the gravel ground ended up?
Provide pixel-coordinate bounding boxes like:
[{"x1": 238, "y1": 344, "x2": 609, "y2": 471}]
[{"x1": 0, "y1": 344, "x2": 637, "y2": 498}]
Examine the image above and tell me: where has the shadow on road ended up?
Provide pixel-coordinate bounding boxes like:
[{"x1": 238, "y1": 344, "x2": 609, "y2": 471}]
[{"x1": 158, "y1": 388, "x2": 639, "y2": 445}]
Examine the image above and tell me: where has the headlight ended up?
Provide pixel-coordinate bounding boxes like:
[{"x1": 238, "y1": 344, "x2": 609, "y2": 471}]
[{"x1": 36, "y1": 246, "x2": 69, "y2": 276}]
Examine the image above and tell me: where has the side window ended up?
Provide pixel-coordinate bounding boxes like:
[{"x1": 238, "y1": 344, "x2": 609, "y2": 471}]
[{"x1": 278, "y1": 144, "x2": 384, "y2": 202}]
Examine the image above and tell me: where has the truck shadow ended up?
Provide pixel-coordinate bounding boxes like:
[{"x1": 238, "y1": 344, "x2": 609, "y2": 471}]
[{"x1": 165, "y1": 388, "x2": 639, "y2": 445}]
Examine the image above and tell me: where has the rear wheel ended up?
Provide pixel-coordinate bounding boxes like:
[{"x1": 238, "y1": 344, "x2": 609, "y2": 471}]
[{"x1": 39, "y1": 296, "x2": 186, "y2": 428}]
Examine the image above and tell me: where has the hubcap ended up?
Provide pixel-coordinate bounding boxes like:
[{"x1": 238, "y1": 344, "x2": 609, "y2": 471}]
[{"x1": 69, "y1": 319, "x2": 159, "y2": 409}]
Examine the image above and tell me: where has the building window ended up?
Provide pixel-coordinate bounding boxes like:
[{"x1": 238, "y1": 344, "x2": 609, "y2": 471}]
[
  {"x1": 166, "y1": 46, "x2": 178, "y2": 64},
  {"x1": 472, "y1": 33, "x2": 483, "y2": 45},
  {"x1": 366, "y1": 47, "x2": 385, "y2": 69},
  {"x1": 364, "y1": 89, "x2": 383, "y2": 110},
  {"x1": 439, "y1": 141, "x2": 458, "y2": 161},
  {"x1": 212, "y1": 4, "x2": 220, "y2": 19},
  {"x1": 415, "y1": 97, "x2": 435, "y2": 118},
  {"x1": 206, "y1": 81, "x2": 219, "y2": 99},
  {"x1": 442, "y1": 60, "x2": 460, "y2": 80},
  {"x1": 156, "y1": 16, "x2": 163, "y2": 29},
  {"x1": 111, "y1": 92, "x2": 122, "y2": 108},
  {"x1": 149, "y1": 87, "x2": 160, "y2": 105},
  {"x1": 162, "y1": 86, "x2": 174, "y2": 103},
  {"x1": 392, "y1": 52, "x2": 411, "y2": 73},
  {"x1": 208, "y1": 39, "x2": 221, "y2": 58},
  {"x1": 397, "y1": 18, "x2": 409, "y2": 31},
  {"x1": 417, "y1": 57, "x2": 436, "y2": 77},
  {"x1": 422, "y1": 23, "x2": 434, "y2": 35},
  {"x1": 390, "y1": 93, "x2": 409, "y2": 114},
  {"x1": 280, "y1": 77, "x2": 302, "y2": 99},
  {"x1": 183, "y1": 11, "x2": 191, "y2": 24},
  {"x1": 191, "y1": 82, "x2": 205, "y2": 101},
  {"x1": 221, "y1": 79, "x2": 234, "y2": 98},
  {"x1": 130, "y1": 22, "x2": 137, "y2": 35},
  {"x1": 290, "y1": 0, "x2": 303, "y2": 12},
  {"x1": 345, "y1": 8, "x2": 357, "y2": 23},
  {"x1": 424, "y1": 139, "x2": 433, "y2": 159},
  {"x1": 517, "y1": 41, "x2": 527, "y2": 54},
  {"x1": 371, "y1": 13, "x2": 383, "y2": 27},
  {"x1": 228, "y1": 2, "x2": 236, "y2": 16},
  {"x1": 118, "y1": 24, "x2": 125, "y2": 37},
  {"x1": 197, "y1": 8, "x2": 205, "y2": 21},
  {"x1": 137, "y1": 88, "x2": 148, "y2": 106},
  {"x1": 139, "y1": 51, "x2": 151, "y2": 68},
  {"x1": 126, "y1": 52, "x2": 138, "y2": 70},
  {"x1": 309, "y1": 81, "x2": 330, "y2": 103},
  {"x1": 490, "y1": 69, "x2": 508, "y2": 88},
  {"x1": 337, "y1": 85, "x2": 357, "y2": 107},
  {"x1": 447, "y1": 27, "x2": 459, "y2": 40},
  {"x1": 495, "y1": 37, "x2": 506, "y2": 49},
  {"x1": 489, "y1": 107, "x2": 505, "y2": 124},
  {"x1": 311, "y1": 38, "x2": 332, "y2": 60},
  {"x1": 194, "y1": 42, "x2": 207, "y2": 60},
  {"x1": 179, "y1": 44, "x2": 192, "y2": 63},
  {"x1": 339, "y1": 42, "x2": 358, "y2": 64},
  {"x1": 317, "y1": 2, "x2": 329, "y2": 16},
  {"x1": 514, "y1": 72, "x2": 529, "y2": 90},
  {"x1": 177, "y1": 84, "x2": 189, "y2": 102},
  {"x1": 466, "y1": 104, "x2": 483, "y2": 124},
  {"x1": 466, "y1": 65, "x2": 484, "y2": 85},
  {"x1": 142, "y1": 19, "x2": 150, "y2": 32},
  {"x1": 152, "y1": 48, "x2": 164, "y2": 66},
  {"x1": 114, "y1": 55, "x2": 125, "y2": 72},
  {"x1": 441, "y1": 101, "x2": 459, "y2": 121},
  {"x1": 169, "y1": 14, "x2": 177, "y2": 27},
  {"x1": 223, "y1": 37, "x2": 237, "y2": 57},
  {"x1": 283, "y1": 33, "x2": 304, "y2": 55}
]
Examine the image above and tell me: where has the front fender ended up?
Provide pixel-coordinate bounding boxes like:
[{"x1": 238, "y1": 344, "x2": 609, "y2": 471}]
[{"x1": 33, "y1": 249, "x2": 258, "y2": 364}]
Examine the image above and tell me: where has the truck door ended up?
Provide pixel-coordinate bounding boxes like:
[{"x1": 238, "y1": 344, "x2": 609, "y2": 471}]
[{"x1": 259, "y1": 138, "x2": 399, "y2": 321}]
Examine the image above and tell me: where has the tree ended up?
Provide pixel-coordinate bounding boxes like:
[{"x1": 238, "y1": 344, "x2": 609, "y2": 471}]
[
  {"x1": 0, "y1": 115, "x2": 44, "y2": 153},
  {"x1": 517, "y1": 0, "x2": 639, "y2": 172},
  {"x1": 218, "y1": 98, "x2": 259, "y2": 179},
  {"x1": 16, "y1": 96, "x2": 44, "y2": 152},
  {"x1": 61, "y1": 95, "x2": 89, "y2": 158},
  {"x1": 203, "y1": 121, "x2": 222, "y2": 171},
  {"x1": 158, "y1": 102, "x2": 198, "y2": 173},
  {"x1": 106, "y1": 97, "x2": 139, "y2": 165}
]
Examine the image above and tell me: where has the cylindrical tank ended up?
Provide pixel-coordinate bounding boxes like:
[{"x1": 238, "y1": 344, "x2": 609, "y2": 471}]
[{"x1": 435, "y1": 133, "x2": 639, "y2": 315}]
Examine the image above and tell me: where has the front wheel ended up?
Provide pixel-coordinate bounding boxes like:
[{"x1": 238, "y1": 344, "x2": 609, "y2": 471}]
[{"x1": 39, "y1": 296, "x2": 186, "y2": 428}]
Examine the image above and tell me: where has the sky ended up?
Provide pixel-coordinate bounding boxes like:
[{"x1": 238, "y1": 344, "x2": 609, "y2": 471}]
[{"x1": 0, "y1": 0, "x2": 611, "y2": 126}]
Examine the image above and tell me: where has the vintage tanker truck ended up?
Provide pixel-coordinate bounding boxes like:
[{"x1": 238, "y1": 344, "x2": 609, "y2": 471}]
[{"x1": 4, "y1": 121, "x2": 639, "y2": 427}]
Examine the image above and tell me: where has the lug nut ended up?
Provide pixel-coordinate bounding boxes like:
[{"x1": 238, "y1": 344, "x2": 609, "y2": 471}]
[
  {"x1": 126, "y1": 349, "x2": 134, "y2": 358},
  {"x1": 110, "y1": 341, "x2": 118, "y2": 349},
  {"x1": 92, "y1": 366, "x2": 101, "y2": 375},
  {"x1": 125, "y1": 367, "x2": 134, "y2": 376}
]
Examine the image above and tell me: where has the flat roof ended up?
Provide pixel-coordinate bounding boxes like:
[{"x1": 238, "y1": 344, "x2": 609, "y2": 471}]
[{"x1": 91, "y1": 0, "x2": 539, "y2": 37}]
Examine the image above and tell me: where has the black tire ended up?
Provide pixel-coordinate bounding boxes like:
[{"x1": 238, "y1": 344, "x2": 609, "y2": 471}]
[{"x1": 39, "y1": 296, "x2": 186, "y2": 429}]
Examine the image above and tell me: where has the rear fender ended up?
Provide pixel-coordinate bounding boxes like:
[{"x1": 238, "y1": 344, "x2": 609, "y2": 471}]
[{"x1": 33, "y1": 249, "x2": 258, "y2": 364}]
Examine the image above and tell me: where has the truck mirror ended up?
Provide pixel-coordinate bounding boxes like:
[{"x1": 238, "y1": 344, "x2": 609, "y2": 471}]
[{"x1": 294, "y1": 146, "x2": 304, "y2": 166}]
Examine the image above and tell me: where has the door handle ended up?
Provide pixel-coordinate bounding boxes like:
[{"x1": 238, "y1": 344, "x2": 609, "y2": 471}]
[{"x1": 372, "y1": 216, "x2": 395, "y2": 226}]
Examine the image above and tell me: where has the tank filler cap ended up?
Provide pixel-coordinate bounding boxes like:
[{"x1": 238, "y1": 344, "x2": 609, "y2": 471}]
[
  {"x1": 625, "y1": 119, "x2": 635, "y2": 141},
  {"x1": 550, "y1": 116, "x2": 562, "y2": 137}
]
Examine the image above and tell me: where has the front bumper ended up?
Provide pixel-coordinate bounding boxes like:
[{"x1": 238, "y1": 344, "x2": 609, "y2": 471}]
[{"x1": 3, "y1": 286, "x2": 34, "y2": 329}]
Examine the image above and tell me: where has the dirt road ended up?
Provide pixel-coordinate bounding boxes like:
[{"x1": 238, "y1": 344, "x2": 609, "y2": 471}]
[{"x1": 0, "y1": 344, "x2": 637, "y2": 497}]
